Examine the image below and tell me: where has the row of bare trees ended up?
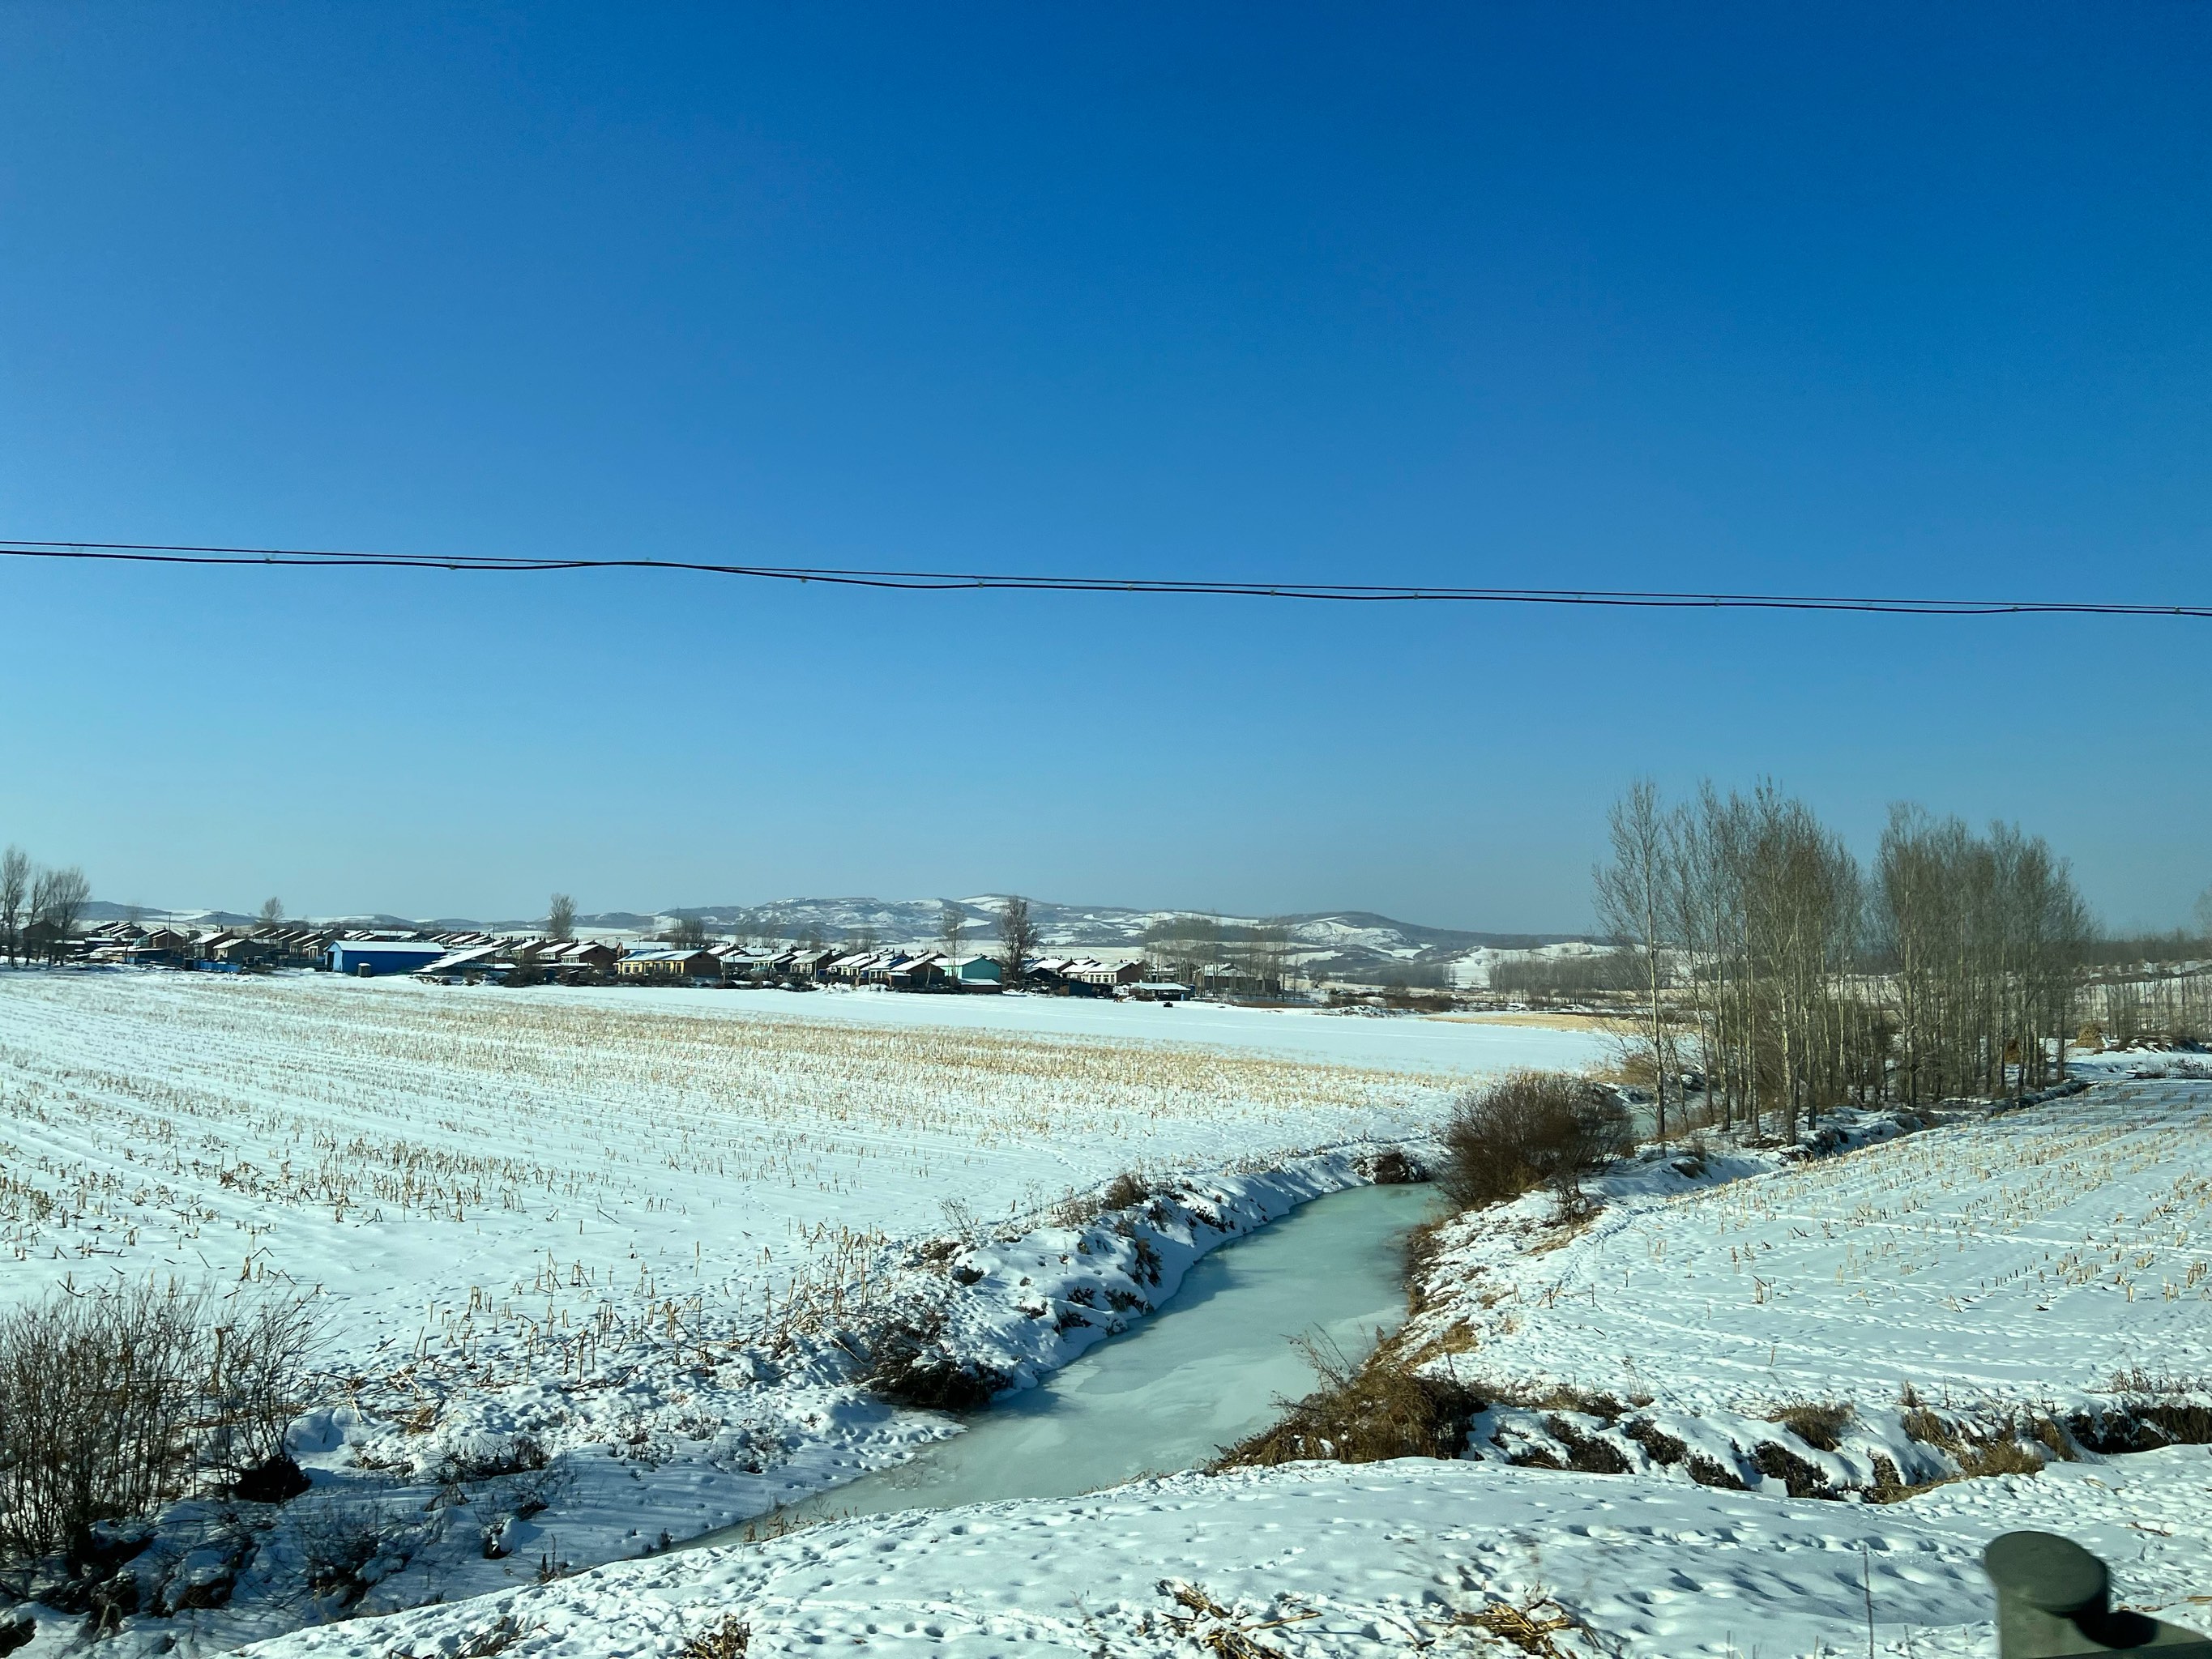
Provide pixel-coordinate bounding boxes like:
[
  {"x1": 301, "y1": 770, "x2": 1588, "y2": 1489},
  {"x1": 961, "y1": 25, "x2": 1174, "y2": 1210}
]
[
  {"x1": 1142, "y1": 913, "x2": 1298, "y2": 993},
  {"x1": 0, "y1": 845, "x2": 92, "y2": 966},
  {"x1": 1598, "y1": 781, "x2": 2092, "y2": 1142}
]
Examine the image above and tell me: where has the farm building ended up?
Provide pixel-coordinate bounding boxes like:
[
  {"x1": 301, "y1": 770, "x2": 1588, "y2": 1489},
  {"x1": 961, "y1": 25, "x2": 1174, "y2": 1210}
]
[
  {"x1": 887, "y1": 952, "x2": 951, "y2": 989},
  {"x1": 953, "y1": 955, "x2": 1003, "y2": 990},
  {"x1": 211, "y1": 935, "x2": 283, "y2": 967},
  {"x1": 614, "y1": 946, "x2": 720, "y2": 979},
  {"x1": 414, "y1": 942, "x2": 514, "y2": 981},
  {"x1": 536, "y1": 939, "x2": 620, "y2": 975},
  {"x1": 1063, "y1": 958, "x2": 1144, "y2": 991},
  {"x1": 1026, "y1": 957, "x2": 1143, "y2": 996},
  {"x1": 325, "y1": 939, "x2": 450, "y2": 977}
]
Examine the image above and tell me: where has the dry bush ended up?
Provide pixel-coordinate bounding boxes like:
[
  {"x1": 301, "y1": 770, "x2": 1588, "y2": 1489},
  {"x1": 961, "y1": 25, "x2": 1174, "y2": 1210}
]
[
  {"x1": 863, "y1": 1313, "x2": 1008, "y2": 1412},
  {"x1": 1770, "y1": 1400, "x2": 1852, "y2": 1452},
  {"x1": 1102, "y1": 1171, "x2": 1151, "y2": 1210},
  {"x1": 1212, "y1": 1334, "x2": 1476, "y2": 1469},
  {"x1": 295, "y1": 1495, "x2": 399, "y2": 1605},
  {"x1": 0, "y1": 1282, "x2": 206, "y2": 1564},
  {"x1": 1361, "y1": 1148, "x2": 1426, "y2": 1185},
  {"x1": 2069, "y1": 1372, "x2": 2212, "y2": 1452},
  {"x1": 432, "y1": 1434, "x2": 549, "y2": 1485},
  {"x1": 203, "y1": 1294, "x2": 320, "y2": 1488},
  {"x1": 1954, "y1": 1438, "x2": 2045, "y2": 1478},
  {"x1": 1437, "y1": 1072, "x2": 1633, "y2": 1214},
  {"x1": 677, "y1": 1614, "x2": 751, "y2": 1658},
  {"x1": 0, "y1": 1282, "x2": 316, "y2": 1569}
]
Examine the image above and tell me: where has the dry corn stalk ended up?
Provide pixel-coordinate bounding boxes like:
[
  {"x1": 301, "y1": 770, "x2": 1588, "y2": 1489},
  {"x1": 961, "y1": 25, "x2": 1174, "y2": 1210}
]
[
  {"x1": 1156, "y1": 1579, "x2": 1317, "y2": 1659},
  {"x1": 1464, "y1": 1595, "x2": 1582, "y2": 1658},
  {"x1": 677, "y1": 1614, "x2": 751, "y2": 1659}
]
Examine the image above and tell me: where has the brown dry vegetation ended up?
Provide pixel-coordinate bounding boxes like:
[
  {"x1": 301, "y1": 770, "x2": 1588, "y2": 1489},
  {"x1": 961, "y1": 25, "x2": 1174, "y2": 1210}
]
[{"x1": 1211, "y1": 1334, "x2": 1478, "y2": 1469}]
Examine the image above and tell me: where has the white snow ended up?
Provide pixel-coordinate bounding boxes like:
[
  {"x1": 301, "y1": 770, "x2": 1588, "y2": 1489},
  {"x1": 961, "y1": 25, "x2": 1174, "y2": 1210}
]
[
  {"x1": 228, "y1": 1449, "x2": 2212, "y2": 1659},
  {"x1": 0, "y1": 969, "x2": 1603, "y2": 1653},
  {"x1": 15, "y1": 969, "x2": 2212, "y2": 1659},
  {"x1": 1, "y1": 970, "x2": 1587, "y2": 1344},
  {"x1": 1404, "y1": 1073, "x2": 2212, "y2": 1419}
]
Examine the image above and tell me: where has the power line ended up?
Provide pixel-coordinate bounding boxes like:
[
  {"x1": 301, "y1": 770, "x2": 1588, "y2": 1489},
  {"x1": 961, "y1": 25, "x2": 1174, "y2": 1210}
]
[{"x1": 2, "y1": 538, "x2": 2205, "y2": 617}]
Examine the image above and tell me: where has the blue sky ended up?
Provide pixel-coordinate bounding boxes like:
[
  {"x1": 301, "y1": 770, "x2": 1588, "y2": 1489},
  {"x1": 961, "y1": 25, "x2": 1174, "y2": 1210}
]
[{"x1": 2, "y1": 2, "x2": 2206, "y2": 930}]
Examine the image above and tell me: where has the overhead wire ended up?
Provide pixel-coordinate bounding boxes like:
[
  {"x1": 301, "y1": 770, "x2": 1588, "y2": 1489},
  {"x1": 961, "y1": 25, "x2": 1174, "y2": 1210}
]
[{"x1": 1, "y1": 538, "x2": 2205, "y2": 617}]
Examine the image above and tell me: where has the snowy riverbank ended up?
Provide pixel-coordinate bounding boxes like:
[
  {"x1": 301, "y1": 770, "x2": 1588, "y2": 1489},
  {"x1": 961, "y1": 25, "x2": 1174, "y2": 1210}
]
[
  {"x1": 212, "y1": 1059, "x2": 2212, "y2": 1659},
  {"x1": 2, "y1": 970, "x2": 1557, "y2": 1653}
]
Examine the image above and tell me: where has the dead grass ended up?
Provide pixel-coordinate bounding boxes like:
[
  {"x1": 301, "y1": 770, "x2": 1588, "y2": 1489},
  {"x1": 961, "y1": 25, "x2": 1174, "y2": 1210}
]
[
  {"x1": 677, "y1": 1614, "x2": 751, "y2": 1659},
  {"x1": 1770, "y1": 1400, "x2": 1852, "y2": 1452},
  {"x1": 1211, "y1": 1334, "x2": 1478, "y2": 1469},
  {"x1": 1460, "y1": 1593, "x2": 1586, "y2": 1658},
  {"x1": 1866, "y1": 1384, "x2": 2060, "y2": 1502},
  {"x1": 861, "y1": 1311, "x2": 1009, "y2": 1412},
  {"x1": 1154, "y1": 1580, "x2": 1316, "y2": 1659}
]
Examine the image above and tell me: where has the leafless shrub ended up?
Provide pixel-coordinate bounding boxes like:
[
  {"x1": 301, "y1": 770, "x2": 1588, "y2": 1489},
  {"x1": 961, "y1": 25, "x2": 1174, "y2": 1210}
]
[
  {"x1": 432, "y1": 1434, "x2": 549, "y2": 1485},
  {"x1": 294, "y1": 1495, "x2": 396, "y2": 1604},
  {"x1": 1102, "y1": 1171, "x2": 1151, "y2": 1210},
  {"x1": 1212, "y1": 1333, "x2": 1475, "y2": 1469},
  {"x1": 203, "y1": 1294, "x2": 321, "y2": 1488},
  {"x1": 0, "y1": 1282, "x2": 317, "y2": 1571},
  {"x1": 862, "y1": 1313, "x2": 1007, "y2": 1412},
  {"x1": 1770, "y1": 1400, "x2": 1852, "y2": 1452},
  {"x1": 1437, "y1": 1072, "x2": 1633, "y2": 1213},
  {"x1": 0, "y1": 1283, "x2": 208, "y2": 1565},
  {"x1": 1360, "y1": 1148, "x2": 1427, "y2": 1185}
]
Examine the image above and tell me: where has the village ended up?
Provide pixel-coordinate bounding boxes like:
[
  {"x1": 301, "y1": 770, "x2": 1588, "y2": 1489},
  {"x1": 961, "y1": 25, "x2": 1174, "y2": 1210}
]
[{"x1": 53, "y1": 918, "x2": 1241, "y2": 999}]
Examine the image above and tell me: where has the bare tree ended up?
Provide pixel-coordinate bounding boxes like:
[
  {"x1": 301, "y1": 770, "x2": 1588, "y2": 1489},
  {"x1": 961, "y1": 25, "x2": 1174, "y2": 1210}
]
[
  {"x1": 29, "y1": 866, "x2": 89, "y2": 964},
  {"x1": 547, "y1": 893, "x2": 576, "y2": 941},
  {"x1": 669, "y1": 914, "x2": 708, "y2": 949},
  {"x1": 0, "y1": 847, "x2": 27, "y2": 967},
  {"x1": 257, "y1": 897, "x2": 284, "y2": 935},
  {"x1": 1595, "y1": 779, "x2": 1675, "y2": 1142},
  {"x1": 998, "y1": 895, "x2": 1038, "y2": 989},
  {"x1": 939, "y1": 902, "x2": 967, "y2": 962}
]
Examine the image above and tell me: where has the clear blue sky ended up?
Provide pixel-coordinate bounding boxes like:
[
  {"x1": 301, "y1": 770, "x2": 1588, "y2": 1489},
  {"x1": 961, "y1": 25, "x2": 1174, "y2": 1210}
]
[{"x1": 2, "y1": 3, "x2": 2206, "y2": 931}]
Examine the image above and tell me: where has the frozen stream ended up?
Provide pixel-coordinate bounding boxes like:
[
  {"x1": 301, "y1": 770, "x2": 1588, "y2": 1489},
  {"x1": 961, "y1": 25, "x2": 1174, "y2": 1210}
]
[{"x1": 694, "y1": 1181, "x2": 1438, "y2": 1541}]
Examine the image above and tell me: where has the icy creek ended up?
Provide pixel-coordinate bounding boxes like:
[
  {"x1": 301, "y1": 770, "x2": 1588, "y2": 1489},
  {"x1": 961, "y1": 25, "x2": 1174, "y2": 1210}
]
[{"x1": 696, "y1": 1180, "x2": 1438, "y2": 1537}]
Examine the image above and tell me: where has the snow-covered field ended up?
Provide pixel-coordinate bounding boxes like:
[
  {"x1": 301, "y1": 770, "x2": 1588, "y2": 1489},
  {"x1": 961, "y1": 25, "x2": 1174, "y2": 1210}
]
[
  {"x1": 0, "y1": 970, "x2": 1592, "y2": 1347},
  {"x1": 0, "y1": 969, "x2": 1601, "y2": 1654},
  {"x1": 238, "y1": 1448, "x2": 2212, "y2": 1659},
  {"x1": 221, "y1": 1064, "x2": 2212, "y2": 1659},
  {"x1": 12, "y1": 970, "x2": 2212, "y2": 1658},
  {"x1": 1408, "y1": 1068, "x2": 2212, "y2": 1419}
]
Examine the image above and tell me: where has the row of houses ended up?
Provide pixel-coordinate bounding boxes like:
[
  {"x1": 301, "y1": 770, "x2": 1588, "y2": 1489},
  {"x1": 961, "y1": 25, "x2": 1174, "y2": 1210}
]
[
  {"x1": 79, "y1": 921, "x2": 339, "y2": 970},
  {"x1": 391, "y1": 937, "x2": 1189, "y2": 997},
  {"x1": 53, "y1": 919, "x2": 1202, "y2": 1000}
]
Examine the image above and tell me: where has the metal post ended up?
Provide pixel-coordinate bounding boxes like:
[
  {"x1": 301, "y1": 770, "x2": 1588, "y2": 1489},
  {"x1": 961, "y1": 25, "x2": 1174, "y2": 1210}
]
[{"x1": 1984, "y1": 1532, "x2": 2212, "y2": 1657}]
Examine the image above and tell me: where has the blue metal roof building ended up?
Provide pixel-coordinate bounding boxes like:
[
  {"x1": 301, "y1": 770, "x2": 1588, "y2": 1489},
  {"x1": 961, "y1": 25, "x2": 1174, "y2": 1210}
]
[{"x1": 324, "y1": 940, "x2": 450, "y2": 977}]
